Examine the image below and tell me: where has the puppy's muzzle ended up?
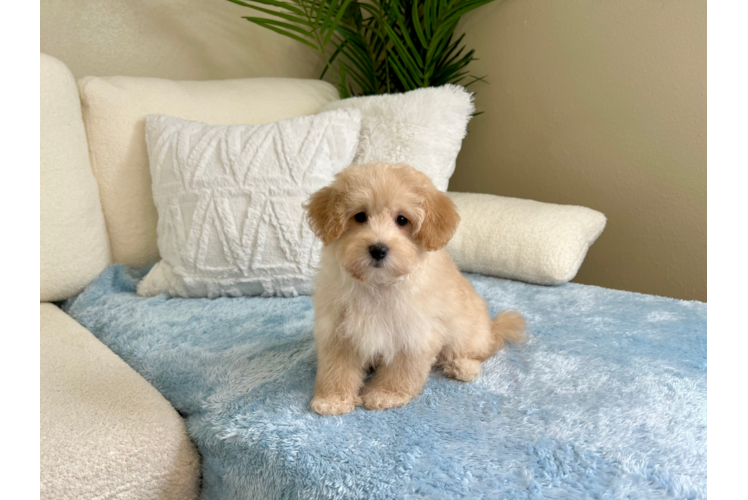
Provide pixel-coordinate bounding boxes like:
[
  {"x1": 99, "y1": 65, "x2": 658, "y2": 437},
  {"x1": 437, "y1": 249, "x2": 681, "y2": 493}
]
[{"x1": 368, "y1": 243, "x2": 388, "y2": 263}]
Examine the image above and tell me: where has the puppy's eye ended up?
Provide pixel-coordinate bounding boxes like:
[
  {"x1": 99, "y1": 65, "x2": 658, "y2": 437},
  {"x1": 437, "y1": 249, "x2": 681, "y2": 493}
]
[
  {"x1": 354, "y1": 212, "x2": 367, "y2": 223},
  {"x1": 396, "y1": 215, "x2": 408, "y2": 226}
]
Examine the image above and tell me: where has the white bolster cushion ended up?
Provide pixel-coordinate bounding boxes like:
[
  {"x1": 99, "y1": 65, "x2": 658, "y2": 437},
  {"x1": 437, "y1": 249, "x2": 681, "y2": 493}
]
[{"x1": 446, "y1": 192, "x2": 606, "y2": 285}]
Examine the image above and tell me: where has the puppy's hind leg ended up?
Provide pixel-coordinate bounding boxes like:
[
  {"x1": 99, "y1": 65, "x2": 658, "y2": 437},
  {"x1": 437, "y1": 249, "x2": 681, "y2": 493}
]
[
  {"x1": 441, "y1": 310, "x2": 526, "y2": 382},
  {"x1": 442, "y1": 358, "x2": 482, "y2": 382}
]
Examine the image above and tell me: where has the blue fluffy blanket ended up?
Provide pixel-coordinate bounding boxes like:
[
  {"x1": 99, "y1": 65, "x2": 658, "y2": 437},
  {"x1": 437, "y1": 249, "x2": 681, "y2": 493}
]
[{"x1": 64, "y1": 265, "x2": 706, "y2": 499}]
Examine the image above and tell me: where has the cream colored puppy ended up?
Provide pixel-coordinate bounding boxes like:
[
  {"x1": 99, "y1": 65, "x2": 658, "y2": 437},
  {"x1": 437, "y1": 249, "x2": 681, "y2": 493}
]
[{"x1": 304, "y1": 163, "x2": 525, "y2": 415}]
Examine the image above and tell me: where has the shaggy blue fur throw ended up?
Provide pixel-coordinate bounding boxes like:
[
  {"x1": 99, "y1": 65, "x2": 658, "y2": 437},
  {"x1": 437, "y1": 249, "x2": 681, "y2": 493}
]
[{"x1": 64, "y1": 265, "x2": 706, "y2": 499}]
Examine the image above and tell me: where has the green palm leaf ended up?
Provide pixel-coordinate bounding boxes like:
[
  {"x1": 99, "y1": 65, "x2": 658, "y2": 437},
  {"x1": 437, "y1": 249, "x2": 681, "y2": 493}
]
[{"x1": 228, "y1": 0, "x2": 499, "y2": 106}]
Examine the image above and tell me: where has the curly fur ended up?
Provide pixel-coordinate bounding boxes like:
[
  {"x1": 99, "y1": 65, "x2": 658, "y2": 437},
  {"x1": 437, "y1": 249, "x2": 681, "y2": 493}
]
[{"x1": 304, "y1": 163, "x2": 526, "y2": 415}]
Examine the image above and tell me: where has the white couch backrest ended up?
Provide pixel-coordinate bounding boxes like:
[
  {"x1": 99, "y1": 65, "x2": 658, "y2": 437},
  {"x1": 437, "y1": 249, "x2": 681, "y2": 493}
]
[
  {"x1": 78, "y1": 75, "x2": 340, "y2": 267},
  {"x1": 40, "y1": 53, "x2": 111, "y2": 302}
]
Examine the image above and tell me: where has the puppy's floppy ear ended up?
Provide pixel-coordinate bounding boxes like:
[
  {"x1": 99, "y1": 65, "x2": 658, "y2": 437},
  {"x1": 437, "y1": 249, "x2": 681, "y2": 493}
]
[
  {"x1": 419, "y1": 188, "x2": 460, "y2": 251},
  {"x1": 304, "y1": 185, "x2": 346, "y2": 245}
]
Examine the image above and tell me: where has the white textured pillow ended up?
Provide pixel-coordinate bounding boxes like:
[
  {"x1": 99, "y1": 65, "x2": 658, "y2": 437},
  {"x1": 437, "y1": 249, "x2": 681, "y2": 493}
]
[
  {"x1": 446, "y1": 192, "x2": 606, "y2": 285},
  {"x1": 78, "y1": 76, "x2": 341, "y2": 268},
  {"x1": 321, "y1": 85, "x2": 474, "y2": 191},
  {"x1": 137, "y1": 110, "x2": 361, "y2": 298}
]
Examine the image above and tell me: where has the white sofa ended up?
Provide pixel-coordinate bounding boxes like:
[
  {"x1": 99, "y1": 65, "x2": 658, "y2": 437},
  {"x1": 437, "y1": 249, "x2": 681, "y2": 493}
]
[
  {"x1": 40, "y1": 51, "x2": 605, "y2": 498},
  {"x1": 40, "y1": 54, "x2": 202, "y2": 500}
]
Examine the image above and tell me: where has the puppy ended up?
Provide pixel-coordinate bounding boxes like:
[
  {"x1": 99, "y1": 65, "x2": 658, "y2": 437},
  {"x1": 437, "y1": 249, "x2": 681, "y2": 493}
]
[{"x1": 304, "y1": 163, "x2": 526, "y2": 415}]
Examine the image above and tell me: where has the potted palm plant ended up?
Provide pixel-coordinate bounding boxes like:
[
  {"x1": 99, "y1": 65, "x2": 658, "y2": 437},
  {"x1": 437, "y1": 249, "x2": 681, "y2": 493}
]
[{"x1": 228, "y1": 0, "x2": 495, "y2": 99}]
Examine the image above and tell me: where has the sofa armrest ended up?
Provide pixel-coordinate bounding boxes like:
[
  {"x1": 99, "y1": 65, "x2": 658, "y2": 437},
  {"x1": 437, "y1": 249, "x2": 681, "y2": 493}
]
[{"x1": 40, "y1": 304, "x2": 200, "y2": 500}]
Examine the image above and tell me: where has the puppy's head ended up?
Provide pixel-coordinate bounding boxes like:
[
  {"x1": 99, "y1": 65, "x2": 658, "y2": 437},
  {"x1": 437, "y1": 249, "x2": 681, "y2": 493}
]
[{"x1": 304, "y1": 163, "x2": 460, "y2": 284}]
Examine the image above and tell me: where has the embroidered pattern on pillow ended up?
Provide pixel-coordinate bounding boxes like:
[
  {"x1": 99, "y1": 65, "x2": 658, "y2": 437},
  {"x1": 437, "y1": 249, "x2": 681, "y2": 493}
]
[{"x1": 137, "y1": 110, "x2": 361, "y2": 298}]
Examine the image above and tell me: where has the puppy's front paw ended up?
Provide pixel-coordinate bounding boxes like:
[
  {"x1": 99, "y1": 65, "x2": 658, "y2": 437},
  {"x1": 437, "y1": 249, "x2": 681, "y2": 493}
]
[
  {"x1": 311, "y1": 395, "x2": 357, "y2": 416},
  {"x1": 361, "y1": 389, "x2": 413, "y2": 411}
]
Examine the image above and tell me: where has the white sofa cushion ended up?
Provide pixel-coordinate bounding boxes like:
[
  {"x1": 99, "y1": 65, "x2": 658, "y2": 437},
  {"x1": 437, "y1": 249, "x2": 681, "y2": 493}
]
[
  {"x1": 40, "y1": 304, "x2": 200, "y2": 500},
  {"x1": 137, "y1": 110, "x2": 361, "y2": 298},
  {"x1": 78, "y1": 75, "x2": 340, "y2": 267},
  {"x1": 40, "y1": 54, "x2": 111, "y2": 302},
  {"x1": 321, "y1": 85, "x2": 474, "y2": 191},
  {"x1": 446, "y1": 192, "x2": 606, "y2": 285}
]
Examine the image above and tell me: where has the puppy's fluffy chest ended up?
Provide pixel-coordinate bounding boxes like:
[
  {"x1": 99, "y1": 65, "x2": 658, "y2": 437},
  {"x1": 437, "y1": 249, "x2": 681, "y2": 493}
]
[
  {"x1": 339, "y1": 284, "x2": 435, "y2": 363},
  {"x1": 314, "y1": 242, "x2": 452, "y2": 365}
]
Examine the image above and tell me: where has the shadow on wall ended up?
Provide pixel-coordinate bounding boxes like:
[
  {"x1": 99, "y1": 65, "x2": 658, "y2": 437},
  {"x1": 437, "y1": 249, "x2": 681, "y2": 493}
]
[{"x1": 450, "y1": 0, "x2": 706, "y2": 301}]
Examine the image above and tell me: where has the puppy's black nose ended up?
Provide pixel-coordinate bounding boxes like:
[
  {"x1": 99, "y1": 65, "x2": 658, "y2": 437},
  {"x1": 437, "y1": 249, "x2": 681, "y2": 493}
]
[{"x1": 369, "y1": 243, "x2": 388, "y2": 261}]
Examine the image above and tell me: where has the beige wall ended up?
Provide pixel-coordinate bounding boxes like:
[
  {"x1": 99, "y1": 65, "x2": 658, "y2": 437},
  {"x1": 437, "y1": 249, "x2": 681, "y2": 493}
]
[
  {"x1": 40, "y1": 0, "x2": 325, "y2": 80},
  {"x1": 451, "y1": 0, "x2": 706, "y2": 301},
  {"x1": 41, "y1": 0, "x2": 706, "y2": 301}
]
